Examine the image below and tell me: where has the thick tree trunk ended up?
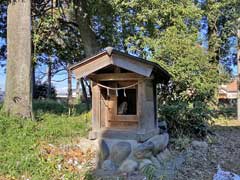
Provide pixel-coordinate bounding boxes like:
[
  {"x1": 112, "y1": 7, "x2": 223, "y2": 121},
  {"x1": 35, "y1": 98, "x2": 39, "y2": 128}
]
[
  {"x1": 237, "y1": 22, "x2": 240, "y2": 120},
  {"x1": 72, "y1": 0, "x2": 100, "y2": 110},
  {"x1": 4, "y1": 0, "x2": 32, "y2": 118},
  {"x1": 74, "y1": 0, "x2": 100, "y2": 57}
]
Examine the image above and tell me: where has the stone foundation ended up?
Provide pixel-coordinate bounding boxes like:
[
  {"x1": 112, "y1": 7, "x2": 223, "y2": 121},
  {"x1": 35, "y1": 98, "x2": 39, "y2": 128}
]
[
  {"x1": 96, "y1": 132, "x2": 170, "y2": 173},
  {"x1": 89, "y1": 128, "x2": 160, "y2": 142}
]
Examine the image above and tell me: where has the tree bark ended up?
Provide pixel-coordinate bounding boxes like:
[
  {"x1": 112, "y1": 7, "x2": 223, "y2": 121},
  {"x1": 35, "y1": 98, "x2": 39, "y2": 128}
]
[
  {"x1": 80, "y1": 78, "x2": 89, "y2": 110},
  {"x1": 72, "y1": 0, "x2": 100, "y2": 110},
  {"x1": 237, "y1": 19, "x2": 240, "y2": 120},
  {"x1": 73, "y1": 0, "x2": 100, "y2": 57},
  {"x1": 85, "y1": 79, "x2": 92, "y2": 98},
  {"x1": 76, "y1": 78, "x2": 80, "y2": 102},
  {"x1": 47, "y1": 57, "x2": 52, "y2": 99},
  {"x1": 32, "y1": 63, "x2": 36, "y2": 99},
  {"x1": 4, "y1": 0, "x2": 32, "y2": 118},
  {"x1": 67, "y1": 67, "x2": 72, "y2": 105}
]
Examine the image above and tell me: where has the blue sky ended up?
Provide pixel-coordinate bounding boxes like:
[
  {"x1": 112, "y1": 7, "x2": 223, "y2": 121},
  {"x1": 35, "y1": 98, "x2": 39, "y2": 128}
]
[
  {"x1": 0, "y1": 38, "x2": 76, "y2": 92},
  {"x1": 0, "y1": 63, "x2": 76, "y2": 93},
  {"x1": 0, "y1": 68, "x2": 5, "y2": 91},
  {"x1": 0, "y1": 38, "x2": 5, "y2": 91},
  {"x1": 0, "y1": 29, "x2": 79, "y2": 92}
]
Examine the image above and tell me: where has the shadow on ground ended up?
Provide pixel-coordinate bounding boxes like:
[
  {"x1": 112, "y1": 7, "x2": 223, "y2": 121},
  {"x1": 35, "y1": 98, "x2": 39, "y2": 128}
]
[{"x1": 174, "y1": 120, "x2": 240, "y2": 180}]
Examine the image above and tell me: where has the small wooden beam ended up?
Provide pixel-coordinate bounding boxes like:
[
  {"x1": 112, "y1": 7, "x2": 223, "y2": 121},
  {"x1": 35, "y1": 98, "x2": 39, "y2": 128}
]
[{"x1": 88, "y1": 73, "x2": 150, "y2": 81}]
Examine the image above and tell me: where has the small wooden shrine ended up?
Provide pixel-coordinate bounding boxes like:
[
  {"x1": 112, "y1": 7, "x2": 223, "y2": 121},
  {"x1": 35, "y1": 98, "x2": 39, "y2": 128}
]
[{"x1": 70, "y1": 47, "x2": 170, "y2": 141}]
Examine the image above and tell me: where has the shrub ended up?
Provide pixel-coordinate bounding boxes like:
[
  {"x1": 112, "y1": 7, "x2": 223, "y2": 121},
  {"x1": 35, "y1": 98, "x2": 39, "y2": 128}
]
[
  {"x1": 151, "y1": 27, "x2": 220, "y2": 138},
  {"x1": 159, "y1": 98, "x2": 213, "y2": 138},
  {"x1": 33, "y1": 82, "x2": 56, "y2": 99},
  {"x1": 33, "y1": 99, "x2": 68, "y2": 115},
  {"x1": 216, "y1": 106, "x2": 236, "y2": 119}
]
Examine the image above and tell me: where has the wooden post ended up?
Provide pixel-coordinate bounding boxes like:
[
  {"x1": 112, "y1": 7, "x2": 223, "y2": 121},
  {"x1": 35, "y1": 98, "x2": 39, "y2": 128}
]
[
  {"x1": 92, "y1": 82, "x2": 101, "y2": 131},
  {"x1": 137, "y1": 80, "x2": 144, "y2": 132}
]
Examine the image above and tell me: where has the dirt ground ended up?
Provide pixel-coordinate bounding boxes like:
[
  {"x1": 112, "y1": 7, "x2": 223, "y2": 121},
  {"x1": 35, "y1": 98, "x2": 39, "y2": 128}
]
[
  {"x1": 174, "y1": 120, "x2": 240, "y2": 180},
  {"x1": 35, "y1": 120, "x2": 240, "y2": 180}
]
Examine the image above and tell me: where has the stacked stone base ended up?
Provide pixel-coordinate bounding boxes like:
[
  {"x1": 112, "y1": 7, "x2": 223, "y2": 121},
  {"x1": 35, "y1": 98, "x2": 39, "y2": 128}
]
[{"x1": 97, "y1": 132, "x2": 170, "y2": 174}]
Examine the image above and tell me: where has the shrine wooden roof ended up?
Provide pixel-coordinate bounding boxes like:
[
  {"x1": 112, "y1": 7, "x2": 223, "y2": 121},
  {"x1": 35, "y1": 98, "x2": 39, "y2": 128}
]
[{"x1": 69, "y1": 47, "x2": 171, "y2": 84}]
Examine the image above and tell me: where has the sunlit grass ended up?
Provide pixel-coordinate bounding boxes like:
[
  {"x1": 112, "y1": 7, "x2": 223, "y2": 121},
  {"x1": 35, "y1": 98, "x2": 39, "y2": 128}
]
[
  {"x1": 0, "y1": 100, "x2": 91, "y2": 179},
  {"x1": 212, "y1": 117, "x2": 240, "y2": 127}
]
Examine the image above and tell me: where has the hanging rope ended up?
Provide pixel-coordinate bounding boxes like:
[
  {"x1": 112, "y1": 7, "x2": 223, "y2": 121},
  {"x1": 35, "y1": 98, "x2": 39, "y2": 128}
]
[
  {"x1": 96, "y1": 82, "x2": 138, "y2": 91},
  {"x1": 96, "y1": 81, "x2": 139, "y2": 97}
]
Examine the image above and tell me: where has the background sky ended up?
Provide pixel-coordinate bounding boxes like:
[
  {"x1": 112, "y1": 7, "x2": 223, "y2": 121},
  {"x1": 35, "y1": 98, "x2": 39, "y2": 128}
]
[
  {"x1": 0, "y1": 38, "x2": 5, "y2": 91},
  {"x1": 0, "y1": 68, "x2": 5, "y2": 91}
]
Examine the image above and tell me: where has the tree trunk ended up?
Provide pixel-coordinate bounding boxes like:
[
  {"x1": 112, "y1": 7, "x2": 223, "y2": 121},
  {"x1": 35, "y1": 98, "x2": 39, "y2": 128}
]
[
  {"x1": 67, "y1": 67, "x2": 72, "y2": 104},
  {"x1": 72, "y1": 0, "x2": 100, "y2": 110},
  {"x1": 67, "y1": 67, "x2": 73, "y2": 115},
  {"x1": 47, "y1": 57, "x2": 52, "y2": 99},
  {"x1": 237, "y1": 19, "x2": 240, "y2": 120},
  {"x1": 85, "y1": 79, "x2": 92, "y2": 98},
  {"x1": 4, "y1": 0, "x2": 32, "y2": 118},
  {"x1": 76, "y1": 78, "x2": 80, "y2": 102},
  {"x1": 32, "y1": 63, "x2": 36, "y2": 99},
  {"x1": 73, "y1": 0, "x2": 100, "y2": 57},
  {"x1": 80, "y1": 78, "x2": 89, "y2": 110}
]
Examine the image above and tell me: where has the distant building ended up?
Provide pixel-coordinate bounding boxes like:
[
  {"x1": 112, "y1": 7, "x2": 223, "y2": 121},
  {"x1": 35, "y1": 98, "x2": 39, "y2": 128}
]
[
  {"x1": 219, "y1": 79, "x2": 237, "y2": 106},
  {"x1": 56, "y1": 89, "x2": 77, "y2": 99},
  {"x1": 56, "y1": 87, "x2": 90, "y2": 103},
  {"x1": 219, "y1": 79, "x2": 237, "y2": 99},
  {"x1": 56, "y1": 89, "x2": 78, "y2": 102}
]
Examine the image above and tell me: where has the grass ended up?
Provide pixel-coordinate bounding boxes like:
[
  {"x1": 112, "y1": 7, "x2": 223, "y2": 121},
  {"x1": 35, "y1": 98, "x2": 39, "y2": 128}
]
[
  {"x1": 0, "y1": 100, "x2": 92, "y2": 180},
  {"x1": 1, "y1": 101, "x2": 237, "y2": 179},
  {"x1": 212, "y1": 116, "x2": 240, "y2": 127},
  {"x1": 33, "y1": 99, "x2": 89, "y2": 116}
]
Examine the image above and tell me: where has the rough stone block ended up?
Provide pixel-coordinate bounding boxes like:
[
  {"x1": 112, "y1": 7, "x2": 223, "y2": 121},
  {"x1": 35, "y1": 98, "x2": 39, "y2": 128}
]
[
  {"x1": 110, "y1": 141, "x2": 131, "y2": 166},
  {"x1": 102, "y1": 160, "x2": 117, "y2": 171},
  {"x1": 118, "y1": 159, "x2": 138, "y2": 173},
  {"x1": 147, "y1": 133, "x2": 169, "y2": 155},
  {"x1": 133, "y1": 141, "x2": 154, "y2": 159}
]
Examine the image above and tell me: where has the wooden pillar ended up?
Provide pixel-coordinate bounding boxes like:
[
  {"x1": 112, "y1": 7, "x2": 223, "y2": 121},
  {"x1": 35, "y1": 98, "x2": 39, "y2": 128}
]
[
  {"x1": 138, "y1": 80, "x2": 155, "y2": 132},
  {"x1": 91, "y1": 82, "x2": 101, "y2": 131},
  {"x1": 137, "y1": 80, "x2": 144, "y2": 132},
  {"x1": 153, "y1": 81, "x2": 158, "y2": 127}
]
